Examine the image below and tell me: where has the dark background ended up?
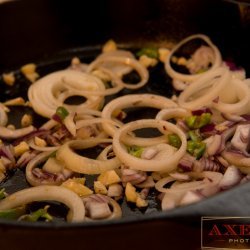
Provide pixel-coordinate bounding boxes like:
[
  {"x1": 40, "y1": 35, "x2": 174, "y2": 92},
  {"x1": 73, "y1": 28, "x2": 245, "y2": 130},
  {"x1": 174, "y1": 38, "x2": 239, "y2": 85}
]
[{"x1": 0, "y1": 0, "x2": 249, "y2": 71}]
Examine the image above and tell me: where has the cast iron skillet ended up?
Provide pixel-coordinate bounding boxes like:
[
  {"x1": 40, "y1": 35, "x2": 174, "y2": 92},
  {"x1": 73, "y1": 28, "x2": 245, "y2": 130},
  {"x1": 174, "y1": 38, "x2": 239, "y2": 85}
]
[{"x1": 1, "y1": 0, "x2": 250, "y2": 249}]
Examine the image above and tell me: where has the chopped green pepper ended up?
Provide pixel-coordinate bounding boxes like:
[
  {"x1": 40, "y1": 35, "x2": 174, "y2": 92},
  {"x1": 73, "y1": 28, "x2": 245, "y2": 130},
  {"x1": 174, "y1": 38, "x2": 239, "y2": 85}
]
[
  {"x1": 188, "y1": 130, "x2": 201, "y2": 142},
  {"x1": 19, "y1": 205, "x2": 53, "y2": 222},
  {"x1": 56, "y1": 106, "x2": 69, "y2": 120},
  {"x1": 187, "y1": 140, "x2": 206, "y2": 159},
  {"x1": 136, "y1": 48, "x2": 159, "y2": 59},
  {"x1": 185, "y1": 112, "x2": 211, "y2": 129},
  {"x1": 0, "y1": 206, "x2": 26, "y2": 220},
  {"x1": 193, "y1": 142, "x2": 206, "y2": 159},
  {"x1": 168, "y1": 134, "x2": 182, "y2": 148},
  {"x1": 127, "y1": 145, "x2": 144, "y2": 158}
]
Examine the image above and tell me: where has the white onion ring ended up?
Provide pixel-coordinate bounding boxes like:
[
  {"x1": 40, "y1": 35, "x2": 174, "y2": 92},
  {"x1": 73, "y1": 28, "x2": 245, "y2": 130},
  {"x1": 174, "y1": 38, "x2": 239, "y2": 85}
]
[
  {"x1": 89, "y1": 50, "x2": 135, "y2": 77},
  {"x1": 165, "y1": 34, "x2": 222, "y2": 82},
  {"x1": 156, "y1": 107, "x2": 191, "y2": 121},
  {"x1": 87, "y1": 56, "x2": 149, "y2": 90},
  {"x1": 56, "y1": 138, "x2": 121, "y2": 174},
  {"x1": 0, "y1": 125, "x2": 35, "y2": 140},
  {"x1": 0, "y1": 185, "x2": 85, "y2": 222},
  {"x1": 113, "y1": 119, "x2": 187, "y2": 172},
  {"x1": 102, "y1": 94, "x2": 177, "y2": 138},
  {"x1": 212, "y1": 78, "x2": 250, "y2": 115},
  {"x1": 29, "y1": 140, "x2": 60, "y2": 152},
  {"x1": 28, "y1": 70, "x2": 105, "y2": 118},
  {"x1": 178, "y1": 67, "x2": 230, "y2": 110}
]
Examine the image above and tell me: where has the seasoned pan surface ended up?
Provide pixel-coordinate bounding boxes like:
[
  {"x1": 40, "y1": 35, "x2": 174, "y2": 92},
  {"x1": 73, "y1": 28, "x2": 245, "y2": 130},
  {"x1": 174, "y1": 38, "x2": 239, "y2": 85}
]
[{"x1": 1, "y1": 44, "x2": 250, "y2": 229}]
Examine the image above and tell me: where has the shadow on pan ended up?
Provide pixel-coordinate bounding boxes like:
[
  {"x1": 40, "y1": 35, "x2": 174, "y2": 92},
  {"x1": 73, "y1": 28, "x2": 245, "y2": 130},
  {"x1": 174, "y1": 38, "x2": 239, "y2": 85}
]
[{"x1": 1, "y1": 0, "x2": 250, "y2": 249}]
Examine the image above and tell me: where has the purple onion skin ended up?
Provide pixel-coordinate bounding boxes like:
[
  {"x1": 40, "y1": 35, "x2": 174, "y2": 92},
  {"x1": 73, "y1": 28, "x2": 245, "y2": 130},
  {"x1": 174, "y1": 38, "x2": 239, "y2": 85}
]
[
  {"x1": 52, "y1": 114, "x2": 63, "y2": 124},
  {"x1": 192, "y1": 108, "x2": 212, "y2": 116},
  {"x1": 200, "y1": 123, "x2": 217, "y2": 137},
  {"x1": 178, "y1": 162, "x2": 193, "y2": 172},
  {"x1": 241, "y1": 115, "x2": 250, "y2": 121}
]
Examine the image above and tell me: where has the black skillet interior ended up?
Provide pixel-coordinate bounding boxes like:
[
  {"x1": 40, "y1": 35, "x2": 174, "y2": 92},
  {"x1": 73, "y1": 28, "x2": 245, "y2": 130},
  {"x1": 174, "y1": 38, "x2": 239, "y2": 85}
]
[{"x1": 1, "y1": 0, "x2": 250, "y2": 249}]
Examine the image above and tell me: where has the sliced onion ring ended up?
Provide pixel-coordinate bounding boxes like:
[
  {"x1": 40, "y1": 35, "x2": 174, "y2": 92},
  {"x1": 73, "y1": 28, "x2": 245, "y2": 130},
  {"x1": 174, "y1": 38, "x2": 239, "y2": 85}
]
[
  {"x1": 87, "y1": 56, "x2": 149, "y2": 90},
  {"x1": 102, "y1": 94, "x2": 177, "y2": 138},
  {"x1": 178, "y1": 67, "x2": 230, "y2": 110},
  {"x1": 113, "y1": 119, "x2": 187, "y2": 172},
  {"x1": 165, "y1": 34, "x2": 222, "y2": 83},
  {"x1": 0, "y1": 185, "x2": 85, "y2": 222},
  {"x1": 56, "y1": 138, "x2": 121, "y2": 174}
]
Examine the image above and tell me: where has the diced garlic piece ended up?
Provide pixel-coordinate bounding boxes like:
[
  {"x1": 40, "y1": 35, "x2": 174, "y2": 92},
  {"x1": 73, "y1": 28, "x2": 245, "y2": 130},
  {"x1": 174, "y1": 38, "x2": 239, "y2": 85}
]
[
  {"x1": 21, "y1": 63, "x2": 39, "y2": 82},
  {"x1": 139, "y1": 55, "x2": 158, "y2": 68},
  {"x1": 94, "y1": 181, "x2": 108, "y2": 195},
  {"x1": 25, "y1": 72, "x2": 39, "y2": 83},
  {"x1": 21, "y1": 63, "x2": 36, "y2": 75},
  {"x1": 158, "y1": 48, "x2": 170, "y2": 63},
  {"x1": 136, "y1": 196, "x2": 148, "y2": 207},
  {"x1": 2, "y1": 72, "x2": 15, "y2": 86},
  {"x1": 4, "y1": 97, "x2": 25, "y2": 106},
  {"x1": 61, "y1": 179, "x2": 93, "y2": 196},
  {"x1": 125, "y1": 182, "x2": 137, "y2": 203},
  {"x1": 71, "y1": 57, "x2": 81, "y2": 65},
  {"x1": 21, "y1": 114, "x2": 33, "y2": 127},
  {"x1": 97, "y1": 170, "x2": 121, "y2": 186},
  {"x1": 34, "y1": 136, "x2": 47, "y2": 147},
  {"x1": 177, "y1": 57, "x2": 187, "y2": 66},
  {"x1": 14, "y1": 141, "x2": 30, "y2": 157},
  {"x1": 171, "y1": 56, "x2": 178, "y2": 63},
  {"x1": 102, "y1": 39, "x2": 117, "y2": 53}
]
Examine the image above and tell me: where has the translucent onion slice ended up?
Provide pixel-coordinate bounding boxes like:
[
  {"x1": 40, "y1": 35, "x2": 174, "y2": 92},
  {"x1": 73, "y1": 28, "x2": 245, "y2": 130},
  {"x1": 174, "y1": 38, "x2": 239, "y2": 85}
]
[
  {"x1": 29, "y1": 140, "x2": 60, "y2": 152},
  {"x1": 156, "y1": 107, "x2": 191, "y2": 121},
  {"x1": 0, "y1": 125, "x2": 35, "y2": 140},
  {"x1": 28, "y1": 70, "x2": 105, "y2": 118},
  {"x1": 97, "y1": 145, "x2": 114, "y2": 161},
  {"x1": 102, "y1": 94, "x2": 177, "y2": 138},
  {"x1": 88, "y1": 50, "x2": 135, "y2": 77},
  {"x1": 156, "y1": 171, "x2": 222, "y2": 193},
  {"x1": 0, "y1": 185, "x2": 85, "y2": 222},
  {"x1": 56, "y1": 138, "x2": 121, "y2": 174},
  {"x1": 70, "y1": 67, "x2": 124, "y2": 96},
  {"x1": 178, "y1": 67, "x2": 230, "y2": 110},
  {"x1": 87, "y1": 56, "x2": 149, "y2": 90},
  {"x1": 165, "y1": 34, "x2": 222, "y2": 83},
  {"x1": 212, "y1": 78, "x2": 250, "y2": 115},
  {"x1": 113, "y1": 119, "x2": 187, "y2": 172}
]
